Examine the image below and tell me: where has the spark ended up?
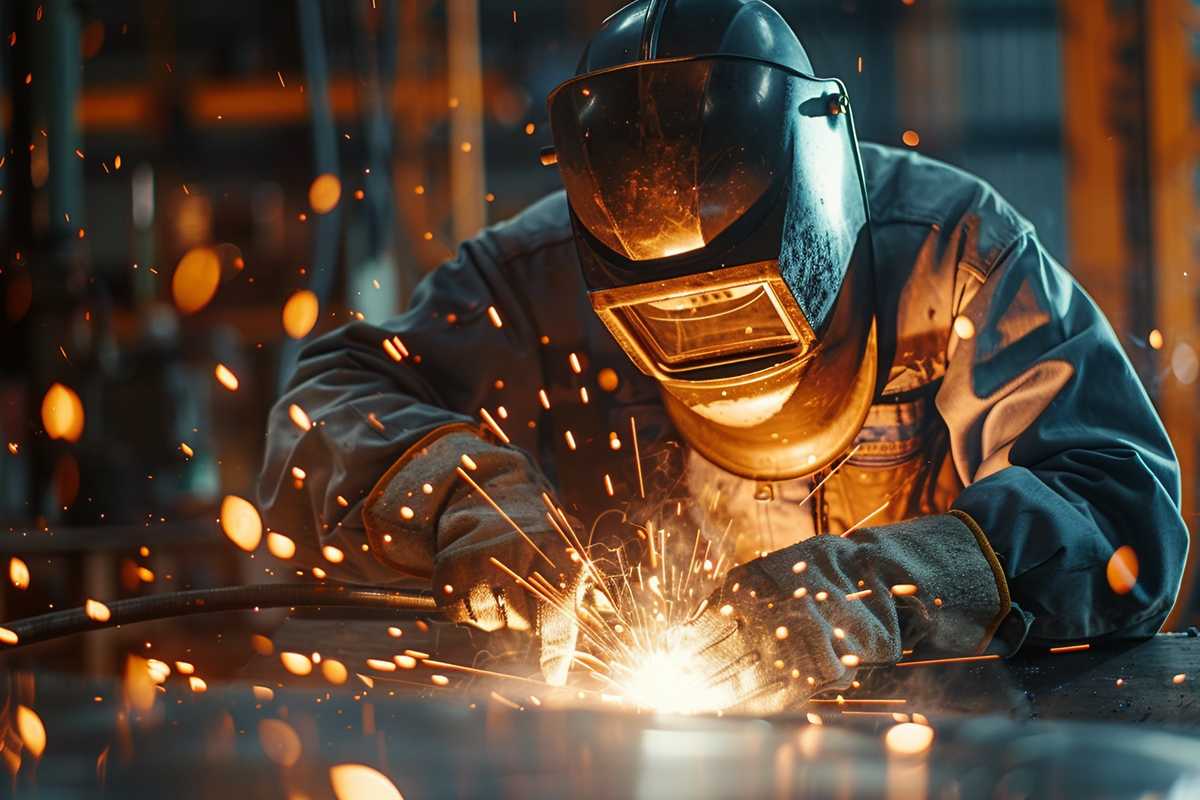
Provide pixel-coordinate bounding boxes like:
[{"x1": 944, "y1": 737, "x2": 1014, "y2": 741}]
[
  {"x1": 0, "y1": 627, "x2": 19, "y2": 645},
  {"x1": 895, "y1": 654, "x2": 1001, "y2": 668},
  {"x1": 214, "y1": 363, "x2": 239, "y2": 391},
  {"x1": 188, "y1": 676, "x2": 208, "y2": 693},
  {"x1": 10, "y1": 557, "x2": 29, "y2": 589},
  {"x1": 1048, "y1": 643, "x2": 1090, "y2": 654},
  {"x1": 885, "y1": 722, "x2": 934, "y2": 755},
  {"x1": 569, "y1": 352, "x2": 582, "y2": 374},
  {"x1": 283, "y1": 290, "x2": 320, "y2": 339},
  {"x1": 280, "y1": 652, "x2": 313, "y2": 675},
  {"x1": 85, "y1": 598, "x2": 111, "y2": 622},
  {"x1": 329, "y1": 764, "x2": 403, "y2": 800},
  {"x1": 538, "y1": 389, "x2": 551, "y2": 409},
  {"x1": 288, "y1": 403, "x2": 313, "y2": 431},
  {"x1": 479, "y1": 407, "x2": 510, "y2": 443},
  {"x1": 630, "y1": 416, "x2": 645, "y2": 498},
  {"x1": 16, "y1": 706, "x2": 46, "y2": 758},
  {"x1": 267, "y1": 532, "x2": 296, "y2": 559},
  {"x1": 1173, "y1": 673, "x2": 1187, "y2": 685},
  {"x1": 845, "y1": 589, "x2": 872, "y2": 601},
  {"x1": 487, "y1": 306, "x2": 503, "y2": 328},
  {"x1": 840, "y1": 500, "x2": 890, "y2": 537},
  {"x1": 220, "y1": 495, "x2": 262, "y2": 551},
  {"x1": 810, "y1": 697, "x2": 907, "y2": 705},
  {"x1": 564, "y1": 431, "x2": 577, "y2": 450},
  {"x1": 180, "y1": 442, "x2": 194, "y2": 457}
]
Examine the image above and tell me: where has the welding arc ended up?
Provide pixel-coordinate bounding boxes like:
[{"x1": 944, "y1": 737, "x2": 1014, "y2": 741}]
[{"x1": 0, "y1": 583, "x2": 439, "y2": 649}]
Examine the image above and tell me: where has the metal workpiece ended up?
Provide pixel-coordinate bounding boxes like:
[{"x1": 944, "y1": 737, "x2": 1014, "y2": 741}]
[{"x1": 4, "y1": 632, "x2": 1199, "y2": 799}]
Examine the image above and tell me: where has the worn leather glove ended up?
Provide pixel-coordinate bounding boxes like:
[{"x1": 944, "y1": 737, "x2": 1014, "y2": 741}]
[
  {"x1": 363, "y1": 425, "x2": 583, "y2": 685},
  {"x1": 673, "y1": 510, "x2": 1010, "y2": 714}
]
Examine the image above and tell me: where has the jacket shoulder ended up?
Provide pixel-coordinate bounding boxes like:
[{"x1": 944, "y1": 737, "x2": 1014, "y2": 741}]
[
  {"x1": 475, "y1": 190, "x2": 576, "y2": 267},
  {"x1": 860, "y1": 142, "x2": 1034, "y2": 276}
]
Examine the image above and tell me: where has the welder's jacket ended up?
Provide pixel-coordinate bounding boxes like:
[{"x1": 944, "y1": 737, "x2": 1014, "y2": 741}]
[{"x1": 259, "y1": 144, "x2": 1188, "y2": 649}]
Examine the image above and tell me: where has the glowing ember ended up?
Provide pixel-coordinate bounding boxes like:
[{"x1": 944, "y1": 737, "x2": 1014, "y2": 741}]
[
  {"x1": 171, "y1": 247, "x2": 221, "y2": 314},
  {"x1": 891, "y1": 584, "x2": 918, "y2": 596},
  {"x1": 1173, "y1": 673, "x2": 1187, "y2": 685},
  {"x1": 214, "y1": 363, "x2": 239, "y2": 391},
  {"x1": 323, "y1": 545, "x2": 345, "y2": 564},
  {"x1": 885, "y1": 722, "x2": 934, "y2": 755},
  {"x1": 175, "y1": 661, "x2": 195, "y2": 675},
  {"x1": 16, "y1": 705, "x2": 46, "y2": 758},
  {"x1": 85, "y1": 598, "x2": 111, "y2": 622},
  {"x1": 431, "y1": 674, "x2": 450, "y2": 686},
  {"x1": 280, "y1": 652, "x2": 313, "y2": 676},
  {"x1": 322, "y1": 659, "x2": 349, "y2": 685},
  {"x1": 487, "y1": 305, "x2": 503, "y2": 328},
  {"x1": 840, "y1": 654, "x2": 861, "y2": 668},
  {"x1": 258, "y1": 719, "x2": 302, "y2": 767},
  {"x1": 188, "y1": 676, "x2": 208, "y2": 693},
  {"x1": 309, "y1": 174, "x2": 342, "y2": 214},
  {"x1": 366, "y1": 658, "x2": 396, "y2": 672},
  {"x1": 952, "y1": 315, "x2": 975, "y2": 340},
  {"x1": 288, "y1": 403, "x2": 313, "y2": 431},
  {"x1": 1106, "y1": 546, "x2": 1138, "y2": 595},
  {"x1": 146, "y1": 659, "x2": 171, "y2": 683},
  {"x1": 220, "y1": 495, "x2": 263, "y2": 552},
  {"x1": 41, "y1": 383, "x2": 85, "y2": 442},
  {"x1": 1148, "y1": 329, "x2": 1164, "y2": 350},
  {"x1": 251, "y1": 634, "x2": 275, "y2": 655},
  {"x1": 253, "y1": 685, "x2": 275, "y2": 702},
  {"x1": 267, "y1": 532, "x2": 297, "y2": 559},
  {"x1": 180, "y1": 442, "x2": 194, "y2": 457},
  {"x1": 283, "y1": 289, "x2": 320, "y2": 339},
  {"x1": 9, "y1": 557, "x2": 29, "y2": 589},
  {"x1": 0, "y1": 627, "x2": 19, "y2": 645},
  {"x1": 394, "y1": 655, "x2": 417, "y2": 669},
  {"x1": 329, "y1": 764, "x2": 404, "y2": 800}
]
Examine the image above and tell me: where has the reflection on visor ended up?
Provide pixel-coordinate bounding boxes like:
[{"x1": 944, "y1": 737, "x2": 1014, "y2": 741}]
[
  {"x1": 550, "y1": 59, "x2": 786, "y2": 262},
  {"x1": 623, "y1": 281, "x2": 798, "y2": 365}
]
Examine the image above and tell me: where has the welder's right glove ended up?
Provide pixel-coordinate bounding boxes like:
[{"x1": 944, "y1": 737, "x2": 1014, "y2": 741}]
[
  {"x1": 673, "y1": 510, "x2": 1010, "y2": 714},
  {"x1": 363, "y1": 425, "x2": 584, "y2": 685}
]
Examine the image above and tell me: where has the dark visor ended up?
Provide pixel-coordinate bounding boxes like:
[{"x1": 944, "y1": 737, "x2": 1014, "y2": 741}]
[{"x1": 548, "y1": 57, "x2": 795, "y2": 262}]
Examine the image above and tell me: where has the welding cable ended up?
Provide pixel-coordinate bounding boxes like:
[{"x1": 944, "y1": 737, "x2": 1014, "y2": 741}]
[{"x1": 0, "y1": 583, "x2": 440, "y2": 649}]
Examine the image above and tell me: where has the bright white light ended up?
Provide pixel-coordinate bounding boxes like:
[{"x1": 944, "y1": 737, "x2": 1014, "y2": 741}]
[{"x1": 623, "y1": 648, "x2": 723, "y2": 715}]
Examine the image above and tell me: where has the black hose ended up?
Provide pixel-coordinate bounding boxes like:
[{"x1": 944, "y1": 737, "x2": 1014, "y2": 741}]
[{"x1": 1, "y1": 583, "x2": 439, "y2": 649}]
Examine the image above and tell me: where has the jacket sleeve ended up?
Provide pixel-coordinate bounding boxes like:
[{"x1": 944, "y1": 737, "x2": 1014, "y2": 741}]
[
  {"x1": 936, "y1": 233, "x2": 1188, "y2": 647},
  {"x1": 257, "y1": 237, "x2": 548, "y2": 584}
]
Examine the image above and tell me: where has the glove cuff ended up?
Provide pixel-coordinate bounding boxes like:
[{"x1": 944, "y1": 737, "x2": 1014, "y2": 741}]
[
  {"x1": 875, "y1": 511, "x2": 1011, "y2": 656},
  {"x1": 945, "y1": 509, "x2": 1011, "y2": 651}
]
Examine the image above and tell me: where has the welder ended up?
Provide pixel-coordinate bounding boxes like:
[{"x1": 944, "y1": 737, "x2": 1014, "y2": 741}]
[{"x1": 258, "y1": 0, "x2": 1188, "y2": 710}]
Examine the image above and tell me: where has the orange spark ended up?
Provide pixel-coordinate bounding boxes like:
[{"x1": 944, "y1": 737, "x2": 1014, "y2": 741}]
[
  {"x1": 282, "y1": 290, "x2": 320, "y2": 339},
  {"x1": 220, "y1": 495, "x2": 262, "y2": 552},
  {"x1": 85, "y1": 598, "x2": 111, "y2": 622},
  {"x1": 280, "y1": 652, "x2": 313, "y2": 675},
  {"x1": 214, "y1": 363, "x2": 239, "y2": 391},
  {"x1": 9, "y1": 557, "x2": 29, "y2": 589}
]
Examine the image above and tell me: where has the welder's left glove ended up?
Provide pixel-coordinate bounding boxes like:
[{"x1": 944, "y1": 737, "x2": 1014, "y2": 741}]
[{"x1": 673, "y1": 510, "x2": 1010, "y2": 714}]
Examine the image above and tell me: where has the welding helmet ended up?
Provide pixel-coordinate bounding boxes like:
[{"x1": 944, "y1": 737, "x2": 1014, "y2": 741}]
[{"x1": 547, "y1": 0, "x2": 876, "y2": 481}]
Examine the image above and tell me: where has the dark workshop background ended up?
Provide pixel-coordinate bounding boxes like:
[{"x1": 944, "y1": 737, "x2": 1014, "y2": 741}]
[{"x1": 0, "y1": 0, "x2": 1196, "y2": 675}]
